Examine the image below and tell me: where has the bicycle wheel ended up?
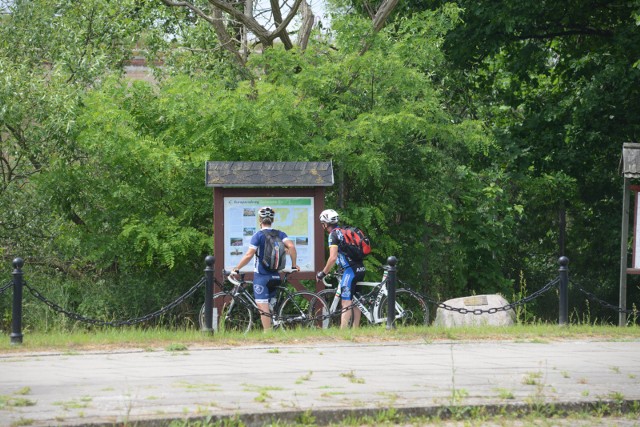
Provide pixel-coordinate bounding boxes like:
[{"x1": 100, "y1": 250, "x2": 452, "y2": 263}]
[
  {"x1": 316, "y1": 288, "x2": 343, "y2": 328},
  {"x1": 277, "y1": 291, "x2": 329, "y2": 329},
  {"x1": 376, "y1": 289, "x2": 429, "y2": 327},
  {"x1": 199, "y1": 291, "x2": 253, "y2": 333}
]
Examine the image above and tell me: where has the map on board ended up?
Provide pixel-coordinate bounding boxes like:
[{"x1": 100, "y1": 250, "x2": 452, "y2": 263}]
[{"x1": 223, "y1": 197, "x2": 314, "y2": 272}]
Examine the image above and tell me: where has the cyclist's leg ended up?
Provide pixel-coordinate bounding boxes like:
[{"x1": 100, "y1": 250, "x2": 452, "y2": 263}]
[
  {"x1": 253, "y1": 273, "x2": 281, "y2": 330},
  {"x1": 347, "y1": 269, "x2": 366, "y2": 328},
  {"x1": 339, "y1": 268, "x2": 364, "y2": 329}
]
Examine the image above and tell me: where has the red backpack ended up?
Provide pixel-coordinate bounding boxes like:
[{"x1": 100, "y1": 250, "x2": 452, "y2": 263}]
[{"x1": 338, "y1": 227, "x2": 371, "y2": 261}]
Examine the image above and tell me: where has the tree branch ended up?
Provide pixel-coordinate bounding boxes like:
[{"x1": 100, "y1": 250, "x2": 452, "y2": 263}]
[
  {"x1": 5, "y1": 124, "x2": 41, "y2": 172},
  {"x1": 268, "y1": 0, "x2": 304, "y2": 44},
  {"x1": 297, "y1": 0, "x2": 314, "y2": 51},
  {"x1": 514, "y1": 27, "x2": 614, "y2": 40},
  {"x1": 159, "y1": 0, "x2": 246, "y2": 66},
  {"x1": 269, "y1": 0, "x2": 293, "y2": 49},
  {"x1": 372, "y1": 0, "x2": 399, "y2": 33}
]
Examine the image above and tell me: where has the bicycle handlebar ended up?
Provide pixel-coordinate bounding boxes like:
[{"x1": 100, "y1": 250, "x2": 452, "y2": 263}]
[
  {"x1": 223, "y1": 268, "x2": 300, "y2": 287},
  {"x1": 321, "y1": 271, "x2": 343, "y2": 288}
]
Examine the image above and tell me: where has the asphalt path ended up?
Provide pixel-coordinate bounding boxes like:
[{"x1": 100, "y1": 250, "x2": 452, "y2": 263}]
[{"x1": 1, "y1": 340, "x2": 640, "y2": 426}]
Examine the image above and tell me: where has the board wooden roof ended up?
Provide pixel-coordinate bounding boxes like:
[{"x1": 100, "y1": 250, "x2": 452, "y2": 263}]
[
  {"x1": 205, "y1": 161, "x2": 334, "y2": 187},
  {"x1": 621, "y1": 143, "x2": 640, "y2": 178}
]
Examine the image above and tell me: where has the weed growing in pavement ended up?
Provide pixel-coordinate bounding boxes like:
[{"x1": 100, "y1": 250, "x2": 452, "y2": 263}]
[
  {"x1": 522, "y1": 371, "x2": 543, "y2": 385},
  {"x1": 241, "y1": 384, "x2": 284, "y2": 404},
  {"x1": 495, "y1": 388, "x2": 515, "y2": 400},
  {"x1": 295, "y1": 371, "x2": 313, "y2": 384},
  {"x1": 339, "y1": 371, "x2": 364, "y2": 384},
  {"x1": 52, "y1": 396, "x2": 92, "y2": 411},
  {"x1": 0, "y1": 386, "x2": 36, "y2": 411}
]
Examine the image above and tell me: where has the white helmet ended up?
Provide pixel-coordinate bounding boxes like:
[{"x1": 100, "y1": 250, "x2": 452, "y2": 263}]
[
  {"x1": 258, "y1": 206, "x2": 275, "y2": 220},
  {"x1": 319, "y1": 209, "x2": 339, "y2": 224}
]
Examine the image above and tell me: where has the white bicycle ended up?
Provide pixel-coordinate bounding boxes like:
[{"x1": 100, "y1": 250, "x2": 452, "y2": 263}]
[{"x1": 317, "y1": 269, "x2": 429, "y2": 327}]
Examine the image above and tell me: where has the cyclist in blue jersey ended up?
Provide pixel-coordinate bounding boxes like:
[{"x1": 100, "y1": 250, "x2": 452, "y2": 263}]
[
  {"x1": 231, "y1": 207, "x2": 299, "y2": 330},
  {"x1": 316, "y1": 209, "x2": 365, "y2": 328}
]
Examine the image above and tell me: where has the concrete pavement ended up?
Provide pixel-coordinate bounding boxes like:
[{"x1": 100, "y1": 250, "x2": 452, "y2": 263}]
[{"x1": 1, "y1": 339, "x2": 640, "y2": 426}]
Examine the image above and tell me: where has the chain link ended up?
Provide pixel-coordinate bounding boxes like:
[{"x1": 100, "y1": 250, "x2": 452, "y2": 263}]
[
  {"x1": 573, "y1": 281, "x2": 639, "y2": 315},
  {"x1": 411, "y1": 277, "x2": 560, "y2": 315},
  {"x1": 23, "y1": 277, "x2": 206, "y2": 327},
  {"x1": 0, "y1": 280, "x2": 13, "y2": 295}
]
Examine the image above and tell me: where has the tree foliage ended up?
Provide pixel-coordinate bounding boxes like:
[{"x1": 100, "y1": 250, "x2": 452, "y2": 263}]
[
  {"x1": 388, "y1": 0, "x2": 640, "y2": 318},
  {"x1": 2, "y1": 0, "x2": 638, "y2": 329}
]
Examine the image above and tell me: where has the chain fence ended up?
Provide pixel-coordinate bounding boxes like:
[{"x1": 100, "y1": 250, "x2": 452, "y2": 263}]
[
  {"x1": 399, "y1": 277, "x2": 560, "y2": 316},
  {"x1": 22, "y1": 277, "x2": 206, "y2": 327},
  {"x1": 5, "y1": 264, "x2": 638, "y2": 331},
  {"x1": 572, "y1": 280, "x2": 639, "y2": 315},
  {"x1": 242, "y1": 275, "x2": 563, "y2": 325},
  {"x1": 0, "y1": 280, "x2": 12, "y2": 295}
]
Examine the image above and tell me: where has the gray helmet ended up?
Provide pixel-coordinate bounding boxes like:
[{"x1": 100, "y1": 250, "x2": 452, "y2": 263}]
[
  {"x1": 319, "y1": 209, "x2": 339, "y2": 224},
  {"x1": 258, "y1": 206, "x2": 275, "y2": 220}
]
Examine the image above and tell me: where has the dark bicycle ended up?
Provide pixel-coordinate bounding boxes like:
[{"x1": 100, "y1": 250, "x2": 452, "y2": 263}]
[{"x1": 199, "y1": 269, "x2": 329, "y2": 333}]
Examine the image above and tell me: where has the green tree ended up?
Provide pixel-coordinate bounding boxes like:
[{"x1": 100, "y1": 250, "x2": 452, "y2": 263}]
[
  {"x1": 250, "y1": 7, "x2": 523, "y2": 297},
  {"x1": 397, "y1": 0, "x2": 640, "y2": 319},
  {"x1": 0, "y1": 0, "x2": 144, "y2": 261},
  {"x1": 2, "y1": 1, "x2": 539, "y2": 329}
]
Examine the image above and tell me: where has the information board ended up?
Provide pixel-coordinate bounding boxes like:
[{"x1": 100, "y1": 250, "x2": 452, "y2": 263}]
[
  {"x1": 635, "y1": 188, "x2": 640, "y2": 269},
  {"x1": 223, "y1": 197, "x2": 315, "y2": 272}
]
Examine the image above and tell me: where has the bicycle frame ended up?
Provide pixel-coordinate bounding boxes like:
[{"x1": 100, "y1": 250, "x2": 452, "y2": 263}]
[
  {"x1": 323, "y1": 271, "x2": 418, "y2": 325},
  {"x1": 324, "y1": 273, "x2": 390, "y2": 325},
  {"x1": 223, "y1": 269, "x2": 301, "y2": 328}
]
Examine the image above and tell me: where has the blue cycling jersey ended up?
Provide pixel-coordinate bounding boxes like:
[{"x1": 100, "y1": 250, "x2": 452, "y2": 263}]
[
  {"x1": 327, "y1": 227, "x2": 365, "y2": 269},
  {"x1": 249, "y1": 228, "x2": 290, "y2": 275},
  {"x1": 328, "y1": 227, "x2": 365, "y2": 300}
]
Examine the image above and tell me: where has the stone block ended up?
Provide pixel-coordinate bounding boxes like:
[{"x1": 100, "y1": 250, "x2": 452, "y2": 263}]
[{"x1": 433, "y1": 294, "x2": 515, "y2": 327}]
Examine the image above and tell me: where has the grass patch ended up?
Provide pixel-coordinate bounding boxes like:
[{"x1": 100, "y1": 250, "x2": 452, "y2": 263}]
[
  {"x1": 52, "y1": 396, "x2": 92, "y2": 410},
  {"x1": 163, "y1": 403, "x2": 640, "y2": 426},
  {"x1": 1, "y1": 324, "x2": 640, "y2": 353},
  {"x1": 166, "y1": 343, "x2": 189, "y2": 352},
  {"x1": 10, "y1": 417, "x2": 34, "y2": 426}
]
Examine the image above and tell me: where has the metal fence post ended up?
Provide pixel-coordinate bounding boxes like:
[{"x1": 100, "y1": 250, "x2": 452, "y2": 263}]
[
  {"x1": 558, "y1": 256, "x2": 569, "y2": 326},
  {"x1": 11, "y1": 258, "x2": 24, "y2": 345},
  {"x1": 386, "y1": 256, "x2": 397, "y2": 330},
  {"x1": 203, "y1": 255, "x2": 215, "y2": 333}
]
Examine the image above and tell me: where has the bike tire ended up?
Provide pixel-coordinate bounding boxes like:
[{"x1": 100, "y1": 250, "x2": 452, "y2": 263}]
[
  {"x1": 199, "y1": 291, "x2": 254, "y2": 333},
  {"x1": 316, "y1": 288, "x2": 344, "y2": 328},
  {"x1": 277, "y1": 291, "x2": 329, "y2": 330},
  {"x1": 376, "y1": 288, "x2": 429, "y2": 327}
]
